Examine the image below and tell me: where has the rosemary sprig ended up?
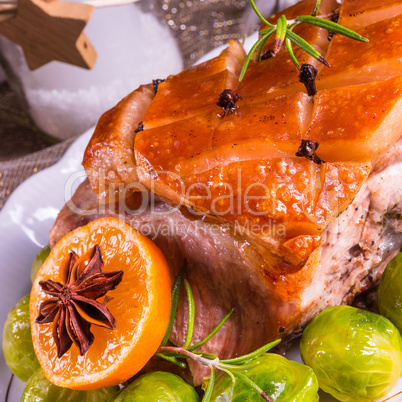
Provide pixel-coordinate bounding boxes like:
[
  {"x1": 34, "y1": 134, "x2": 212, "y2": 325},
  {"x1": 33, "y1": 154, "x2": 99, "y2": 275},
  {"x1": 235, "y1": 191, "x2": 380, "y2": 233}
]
[
  {"x1": 203, "y1": 366, "x2": 215, "y2": 402},
  {"x1": 161, "y1": 267, "x2": 184, "y2": 346},
  {"x1": 255, "y1": 27, "x2": 275, "y2": 64},
  {"x1": 285, "y1": 25, "x2": 300, "y2": 69},
  {"x1": 220, "y1": 338, "x2": 281, "y2": 364},
  {"x1": 296, "y1": 15, "x2": 368, "y2": 42},
  {"x1": 285, "y1": 29, "x2": 330, "y2": 67},
  {"x1": 248, "y1": 0, "x2": 272, "y2": 27},
  {"x1": 183, "y1": 278, "x2": 195, "y2": 348},
  {"x1": 311, "y1": 0, "x2": 321, "y2": 17},
  {"x1": 156, "y1": 272, "x2": 281, "y2": 401},
  {"x1": 239, "y1": 0, "x2": 368, "y2": 81},
  {"x1": 188, "y1": 308, "x2": 235, "y2": 351},
  {"x1": 231, "y1": 371, "x2": 271, "y2": 401},
  {"x1": 154, "y1": 352, "x2": 187, "y2": 369},
  {"x1": 158, "y1": 346, "x2": 275, "y2": 402},
  {"x1": 239, "y1": 32, "x2": 274, "y2": 81},
  {"x1": 274, "y1": 14, "x2": 287, "y2": 53}
]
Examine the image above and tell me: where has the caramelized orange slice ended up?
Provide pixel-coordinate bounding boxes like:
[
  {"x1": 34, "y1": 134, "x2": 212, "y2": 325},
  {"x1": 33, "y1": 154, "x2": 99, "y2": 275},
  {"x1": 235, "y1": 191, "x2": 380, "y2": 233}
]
[{"x1": 30, "y1": 217, "x2": 171, "y2": 390}]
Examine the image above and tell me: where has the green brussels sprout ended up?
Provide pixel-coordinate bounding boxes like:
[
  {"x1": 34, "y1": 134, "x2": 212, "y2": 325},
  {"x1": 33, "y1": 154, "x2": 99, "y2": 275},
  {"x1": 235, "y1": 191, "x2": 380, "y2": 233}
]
[
  {"x1": 31, "y1": 245, "x2": 51, "y2": 282},
  {"x1": 378, "y1": 252, "x2": 402, "y2": 333},
  {"x1": 209, "y1": 354, "x2": 319, "y2": 401},
  {"x1": 300, "y1": 305, "x2": 402, "y2": 402},
  {"x1": 22, "y1": 368, "x2": 119, "y2": 401},
  {"x1": 111, "y1": 371, "x2": 200, "y2": 401},
  {"x1": 2, "y1": 294, "x2": 40, "y2": 381}
]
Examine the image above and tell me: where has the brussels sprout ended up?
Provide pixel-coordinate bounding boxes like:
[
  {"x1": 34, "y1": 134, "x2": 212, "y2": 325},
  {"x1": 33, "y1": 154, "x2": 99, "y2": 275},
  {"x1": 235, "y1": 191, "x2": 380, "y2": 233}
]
[
  {"x1": 31, "y1": 245, "x2": 51, "y2": 282},
  {"x1": 209, "y1": 354, "x2": 319, "y2": 401},
  {"x1": 378, "y1": 252, "x2": 402, "y2": 333},
  {"x1": 111, "y1": 371, "x2": 200, "y2": 401},
  {"x1": 22, "y1": 368, "x2": 119, "y2": 401},
  {"x1": 2, "y1": 294, "x2": 40, "y2": 381},
  {"x1": 300, "y1": 305, "x2": 402, "y2": 402}
]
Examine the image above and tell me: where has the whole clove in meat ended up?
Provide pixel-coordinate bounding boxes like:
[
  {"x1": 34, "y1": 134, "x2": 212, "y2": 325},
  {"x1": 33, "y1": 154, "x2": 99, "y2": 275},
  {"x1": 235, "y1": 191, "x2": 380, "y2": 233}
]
[
  {"x1": 217, "y1": 89, "x2": 241, "y2": 116},
  {"x1": 135, "y1": 121, "x2": 144, "y2": 133},
  {"x1": 296, "y1": 139, "x2": 325, "y2": 164},
  {"x1": 261, "y1": 50, "x2": 277, "y2": 60},
  {"x1": 152, "y1": 79, "x2": 165, "y2": 95},
  {"x1": 299, "y1": 64, "x2": 318, "y2": 96},
  {"x1": 328, "y1": 12, "x2": 340, "y2": 41}
]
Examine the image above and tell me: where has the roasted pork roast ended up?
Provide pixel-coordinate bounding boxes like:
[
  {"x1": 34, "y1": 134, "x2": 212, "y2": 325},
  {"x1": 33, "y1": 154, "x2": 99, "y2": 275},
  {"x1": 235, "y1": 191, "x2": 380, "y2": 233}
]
[{"x1": 50, "y1": 0, "x2": 402, "y2": 385}]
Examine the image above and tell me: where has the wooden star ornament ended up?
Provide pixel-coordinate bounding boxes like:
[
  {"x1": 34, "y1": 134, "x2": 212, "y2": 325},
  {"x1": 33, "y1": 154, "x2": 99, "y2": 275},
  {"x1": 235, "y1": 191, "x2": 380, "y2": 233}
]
[{"x1": 0, "y1": 0, "x2": 97, "y2": 70}]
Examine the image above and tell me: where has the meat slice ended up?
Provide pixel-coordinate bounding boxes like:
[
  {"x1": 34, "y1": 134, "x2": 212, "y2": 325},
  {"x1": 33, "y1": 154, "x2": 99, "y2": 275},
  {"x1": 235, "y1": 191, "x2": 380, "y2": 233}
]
[
  {"x1": 339, "y1": 0, "x2": 402, "y2": 29},
  {"x1": 82, "y1": 84, "x2": 154, "y2": 199},
  {"x1": 143, "y1": 69, "x2": 239, "y2": 129},
  {"x1": 136, "y1": 92, "x2": 312, "y2": 177},
  {"x1": 143, "y1": 41, "x2": 245, "y2": 129},
  {"x1": 137, "y1": 153, "x2": 371, "y2": 243},
  {"x1": 308, "y1": 77, "x2": 402, "y2": 162},
  {"x1": 136, "y1": 112, "x2": 220, "y2": 180},
  {"x1": 299, "y1": 145, "x2": 402, "y2": 318},
  {"x1": 317, "y1": 15, "x2": 402, "y2": 89}
]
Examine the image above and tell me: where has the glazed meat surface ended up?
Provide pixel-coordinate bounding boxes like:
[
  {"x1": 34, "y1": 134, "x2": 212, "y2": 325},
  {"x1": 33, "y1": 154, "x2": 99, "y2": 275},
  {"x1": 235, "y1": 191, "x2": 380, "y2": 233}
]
[{"x1": 54, "y1": 0, "x2": 402, "y2": 384}]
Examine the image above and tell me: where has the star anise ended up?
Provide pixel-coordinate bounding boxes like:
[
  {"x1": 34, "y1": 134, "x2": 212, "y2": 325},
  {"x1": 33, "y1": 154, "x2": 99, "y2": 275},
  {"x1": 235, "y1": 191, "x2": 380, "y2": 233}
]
[
  {"x1": 36, "y1": 245, "x2": 123, "y2": 358},
  {"x1": 296, "y1": 140, "x2": 325, "y2": 164},
  {"x1": 216, "y1": 89, "x2": 241, "y2": 116}
]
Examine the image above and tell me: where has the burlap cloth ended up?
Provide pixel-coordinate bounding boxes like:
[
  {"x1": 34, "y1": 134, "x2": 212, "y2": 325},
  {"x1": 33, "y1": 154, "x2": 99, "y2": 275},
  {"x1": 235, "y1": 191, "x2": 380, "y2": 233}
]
[
  {"x1": 0, "y1": 82, "x2": 76, "y2": 209},
  {"x1": 0, "y1": 0, "x2": 261, "y2": 210}
]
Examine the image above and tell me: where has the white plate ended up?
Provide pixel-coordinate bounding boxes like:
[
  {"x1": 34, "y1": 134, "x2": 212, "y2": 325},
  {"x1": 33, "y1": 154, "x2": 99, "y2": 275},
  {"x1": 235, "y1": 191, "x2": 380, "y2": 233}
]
[{"x1": 1, "y1": 39, "x2": 402, "y2": 402}]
